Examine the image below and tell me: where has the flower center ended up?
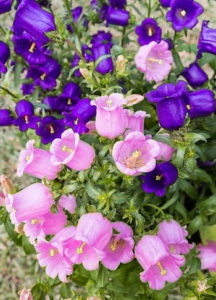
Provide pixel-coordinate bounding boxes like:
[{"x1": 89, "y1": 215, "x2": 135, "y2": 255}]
[
  {"x1": 155, "y1": 175, "x2": 163, "y2": 181},
  {"x1": 170, "y1": 244, "x2": 176, "y2": 253},
  {"x1": 74, "y1": 118, "x2": 79, "y2": 125},
  {"x1": 49, "y1": 248, "x2": 58, "y2": 257},
  {"x1": 67, "y1": 98, "x2": 72, "y2": 105},
  {"x1": 29, "y1": 42, "x2": 36, "y2": 53},
  {"x1": 157, "y1": 262, "x2": 167, "y2": 275},
  {"x1": 31, "y1": 218, "x2": 41, "y2": 225},
  {"x1": 24, "y1": 115, "x2": 29, "y2": 124},
  {"x1": 148, "y1": 57, "x2": 163, "y2": 64},
  {"x1": 106, "y1": 99, "x2": 113, "y2": 108},
  {"x1": 147, "y1": 25, "x2": 155, "y2": 37},
  {"x1": 40, "y1": 73, "x2": 47, "y2": 80},
  {"x1": 48, "y1": 125, "x2": 55, "y2": 134},
  {"x1": 180, "y1": 9, "x2": 187, "y2": 17},
  {"x1": 186, "y1": 104, "x2": 191, "y2": 110},
  {"x1": 124, "y1": 150, "x2": 145, "y2": 169},
  {"x1": 62, "y1": 145, "x2": 74, "y2": 153},
  {"x1": 110, "y1": 238, "x2": 125, "y2": 251},
  {"x1": 25, "y1": 155, "x2": 31, "y2": 161},
  {"x1": 76, "y1": 242, "x2": 86, "y2": 254}
]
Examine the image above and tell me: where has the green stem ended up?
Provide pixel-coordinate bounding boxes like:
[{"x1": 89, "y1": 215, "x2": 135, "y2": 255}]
[
  {"x1": 143, "y1": 203, "x2": 165, "y2": 216},
  {"x1": 64, "y1": 0, "x2": 81, "y2": 39},
  {"x1": 147, "y1": 0, "x2": 151, "y2": 17},
  {"x1": 0, "y1": 87, "x2": 19, "y2": 100}
]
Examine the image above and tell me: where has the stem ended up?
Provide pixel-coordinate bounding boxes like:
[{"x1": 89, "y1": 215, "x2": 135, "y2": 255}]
[
  {"x1": 121, "y1": 27, "x2": 126, "y2": 47},
  {"x1": 143, "y1": 203, "x2": 165, "y2": 216},
  {"x1": 64, "y1": 0, "x2": 81, "y2": 39},
  {"x1": 147, "y1": 0, "x2": 151, "y2": 17},
  {"x1": 0, "y1": 87, "x2": 19, "y2": 100}
]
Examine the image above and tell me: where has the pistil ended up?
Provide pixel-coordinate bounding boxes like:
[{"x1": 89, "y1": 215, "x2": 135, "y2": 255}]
[
  {"x1": 148, "y1": 57, "x2": 163, "y2": 64},
  {"x1": 76, "y1": 242, "x2": 86, "y2": 254},
  {"x1": 157, "y1": 262, "x2": 167, "y2": 275},
  {"x1": 29, "y1": 42, "x2": 36, "y2": 53}
]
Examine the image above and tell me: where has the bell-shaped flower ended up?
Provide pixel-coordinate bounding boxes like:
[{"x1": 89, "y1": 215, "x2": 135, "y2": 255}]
[
  {"x1": 135, "y1": 41, "x2": 173, "y2": 83},
  {"x1": 112, "y1": 131, "x2": 160, "y2": 176},
  {"x1": 198, "y1": 21, "x2": 216, "y2": 57},
  {"x1": 19, "y1": 289, "x2": 33, "y2": 300},
  {"x1": 59, "y1": 195, "x2": 77, "y2": 214},
  {"x1": 155, "y1": 134, "x2": 176, "y2": 161},
  {"x1": 124, "y1": 109, "x2": 148, "y2": 137},
  {"x1": 157, "y1": 220, "x2": 193, "y2": 254},
  {"x1": 135, "y1": 235, "x2": 185, "y2": 290},
  {"x1": 108, "y1": 0, "x2": 126, "y2": 9},
  {"x1": 91, "y1": 93, "x2": 127, "y2": 139},
  {"x1": 181, "y1": 61, "x2": 208, "y2": 88},
  {"x1": 17, "y1": 140, "x2": 61, "y2": 179},
  {"x1": 50, "y1": 128, "x2": 95, "y2": 171},
  {"x1": 0, "y1": 0, "x2": 13, "y2": 14},
  {"x1": 92, "y1": 43, "x2": 114, "y2": 74},
  {"x1": 198, "y1": 241, "x2": 216, "y2": 272},
  {"x1": 159, "y1": 0, "x2": 171, "y2": 7},
  {"x1": 102, "y1": 222, "x2": 134, "y2": 270},
  {"x1": 136, "y1": 18, "x2": 161, "y2": 46},
  {"x1": 0, "y1": 109, "x2": 14, "y2": 126},
  {"x1": 0, "y1": 41, "x2": 10, "y2": 73},
  {"x1": 36, "y1": 116, "x2": 65, "y2": 144},
  {"x1": 102, "y1": 5, "x2": 130, "y2": 27},
  {"x1": 91, "y1": 30, "x2": 113, "y2": 46}
]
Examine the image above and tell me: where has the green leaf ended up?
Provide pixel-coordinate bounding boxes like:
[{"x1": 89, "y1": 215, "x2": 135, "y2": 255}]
[
  {"x1": 178, "y1": 179, "x2": 198, "y2": 200},
  {"x1": 31, "y1": 283, "x2": 46, "y2": 300},
  {"x1": 188, "y1": 216, "x2": 203, "y2": 235},
  {"x1": 59, "y1": 283, "x2": 72, "y2": 299},
  {"x1": 86, "y1": 181, "x2": 102, "y2": 200},
  {"x1": 22, "y1": 235, "x2": 36, "y2": 255},
  {"x1": 4, "y1": 217, "x2": 22, "y2": 246},
  {"x1": 200, "y1": 224, "x2": 216, "y2": 244}
]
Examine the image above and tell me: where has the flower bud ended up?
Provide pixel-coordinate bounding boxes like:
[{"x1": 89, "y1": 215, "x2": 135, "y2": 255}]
[
  {"x1": 80, "y1": 68, "x2": 92, "y2": 81},
  {"x1": 15, "y1": 223, "x2": 25, "y2": 234},
  {"x1": 116, "y1": 55, "x2": 127, "y2": 73},
  {"x1": 19, "y1": 289, "x2": 33, "y2": 300},
  {"x1": 126, "y1": 94, "x2": 144, "y2": 106},
  {"x1": 0, "y1": 175, "x2": 15, "y2": 194}
]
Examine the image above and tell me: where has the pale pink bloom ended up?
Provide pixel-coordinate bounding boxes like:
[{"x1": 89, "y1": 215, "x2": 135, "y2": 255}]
[
  {"x1": 24, "y1": 208, "x2": 67, "y2": 243},
  {"x1": 19, "y1": 289, "x2": 33, "y2": 300},
  {"x1": 135, "y1": 235, "x2": 185, "y2": 290},
  {"x1": 112, "y1": 131, "x2": 160, "y2": 176},
  {"x1": 59, "y1": 194, "x2": 77, "y2": 213},
  {"x1": 87, "y1": 297, "x2": 101, "y2": 300},
  {"x1": 126, "y1": 94, "x2": 144, "y2": 106},
  {"x1": 64, "y1": 213, "x2": 112, "y2": 270},
  {"x1": 198, "y1": 241, "x2": 216, "y2": 272},
  {"x1": 135, "y1": 41, "x2": 173, "y2": 83},
  {"x1": 102, "y1": 222, "x2": 134, "y2": 270},
  {"x1": 155, "y1": 134, "x2": 176, "y2": 161},
  {"x1": 124, "y1": 109, "x2": 149, "y2": 137},
  {"x1": 85, "y1": 121, "x2": 96, "y2": 135},
  {"x1": 8, "y1": 183, "x2": 54, "y2": 223},
  {"x1": 157, "y1": 220, "x2": 193, "y2": 255},
  {"x1": 50, "y1": 129, "x2": 95, "y2": 171},
  {"x1": 91, "y1": 93, "x2": 127, "y2": 139},
  {"x1": 0, "y1": 191, "x2": 5, "y2": 206},
  {"x1": 17, "y1": 140, "x2": 61, "y2": 180}
]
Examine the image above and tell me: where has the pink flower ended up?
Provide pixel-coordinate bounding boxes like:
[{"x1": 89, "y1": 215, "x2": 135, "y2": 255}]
[
  {"x1": 0, "y1": 191, "x2": 5, "y2": 206},
  {"x1": 198, "y1": 241, "x2": 216, "y2": 272},
  {"x1": 8, "y1": 183, "x2": 54, "y2": 223},
  {"x1": 50, "y1": 129, "x2": 95, "y2": 171},
  {"x1": 59, "y1": 194, "x2": 77, "y2": 214},
  {"x1": 135, "y1": 41, "x2": 173, "y2": 83},
  {"x1": 155, "y1": 134, "x2": 176, "y2": 161},
  {"x1": 19, "y1": 289, "x2": 33, "y2": 300},
  {"x1": 17, "y1": 140, "x2": 61, "y2": 180},
  {"x1": 24, "y1": 208, "x2": 67, "y2": 243},
  {"x1": 85, "y1": 121, "x2": 96, "y2": 135},
  {"x1": 91, "y1": 93, "x2": 127, "y2": 139},
  {"x1": 157, "y1": 220, "x2": 193, "y2": 254},
  {"x1": 64, "y1": 213, "x2": 112, "y2": 270},
  {"x1": 102, "y1": 222, "x2": 134, "y2": 270},
  {"x1": 135, "y1": 235, "x2": 185, "y2": 290},
  {"x1": 124, "y1": 109, "x2": 149, "y2": 137},
  {"x1": 112, "y1": 131, "x2": 160, "y2": 175}
]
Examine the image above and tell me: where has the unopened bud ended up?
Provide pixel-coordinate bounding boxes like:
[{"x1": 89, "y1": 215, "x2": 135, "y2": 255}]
[
  {"x1": 116, "y1": 55, "x2": 127, "y2": 73},
  {"x1": 80, "y1": 68, "x2": 92, "y2": 80},
  {"x1": 126, "y1": 94, "x2": 144, "y2": 106},
  {"x1": 18, "y1": 289, "x2": 33, "y2": 300},
  {"x1": 15, "y1": 223, "x2": 25, "y2": 234},
  {"x1": 0, "y1": 175, "x2": 15, "y2": 194}
]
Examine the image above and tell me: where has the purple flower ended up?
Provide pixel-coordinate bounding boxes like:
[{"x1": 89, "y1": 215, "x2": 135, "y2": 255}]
[
  {"x1": 13, "y1": 100, "x2": 40, "y2": 131},
  {"x1": 184, "y1": 89, "x2": 215, "y2": 118},
  {"x1": 21, "y1": 83, "x2": 35, "y2": 95},
  {"x1": 0, "y1": 109, "x2": 14, "y2": 126},
  {"x1": 71, "y1": 54, "x2": 81, "y2": 77},
  {"x1": 0, "y1": 0, "x2": 13, "y2": 14},
  {"x1": 92, "y1": 43, "x2": 114, "y2": 74},
  {"x1": 91, "y1": 30, "x2": 112, "y2": 45},
  {"x1": 36, "y1": 116, "x2": 65, "y2": 144},
  {"x1": 0, "y1": 41, "x2": 10, "y2": 73},
  {"x1": 108, "y1": 0, "x2": 126, "y2": 9},
  {"x1": 67, "y1": 6, "x2": 88, "y2": 33},
  {"x1": 135, "y1": 18, "x2": 162, "y2": 46},
  {"x1": 140, "y1": 162, "x2": 178, "y2": 197},
  {"x1": 197, "y1": 21, "x2": 216, "y2": 57},
  {"x1": 146, "y1": 81, "x2": 188, "y2": 130},
  {"x1": 166, "y1": 0, "x2": 204, "y2": 31},
  {"x1": 13, "y1": 0, "x2": 56, "y2": 44},
  {"x1": 159, "y1": 0, "x2": 171, "y2": 7},
  {"x1": 63, "y1": 98, "x2": 96, "y2": 134},
  {"x1": 27, "y1": 58, "x2": 61, "y2": 90},
  {"x1": 181, "y1": 61, "x2": 208, "y2": 88},
  {"x1": 102, "y1": 5, "x2": 130, "y2": 27},
  {"x1": 71, "y1": 45, "x2": 93, "y2": 77}
]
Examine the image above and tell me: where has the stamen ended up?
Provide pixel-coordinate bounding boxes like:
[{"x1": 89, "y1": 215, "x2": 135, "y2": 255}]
[
  {"x1": 62, "y1": 145, "x2": 74, "y2": 153},
  {"x1": 40, "y1": 73, "x2": 47, "y2": 80},
  {"x1": 31, "y1": 219, "x2": 41, "y2": 225},
  {"x1": 132, "y1": 150, "x2": 141, "y2": 158},
  {"x1": 48, "y1": 125, "x2": 55, "y2": 134},
  {"x1": 76, "y1": 242, "x2": 86, "y2": 254},
  {"x1": 186, "y1": 104, "x2": 191, "y2": 110},
  {"x1": 147, "y1": 27, "x2": 154, "y2": 36},
  {"x1": 180, "y1": 10, "x2": 187, "y2": 17},
  {"x1": 110, "y1": 239, "x2": 119, "y2": 251},
  {"x1": 74, "y1": 118, "x2": 79, "y2": 125},
  {"x1": 155, "y1": 175, "x2": 162, "y2": 181},
  {"x1": 106, "y1": 99, "x2": 113, "y2": 108},
  {"x1": 157, "y1": 262, "x2": 167, "y2": 276},
  {"x1": 124, "y1": 150, "x2": 144, "y2": 169},
  {"x1": 148, "y1": 57, "x2": 163, "y2": 64},
  {"x1": 29, "y1": 42, "x2": 36, "y2": 53},
  {"x1": 49, "y1": 248, "x2": 58, "y2": 257},
  {"x1": 24, "y1": 115, "x2": 29, "y2": 124},
  {"x1": 67, "y1": 98, "x2": 72, "y2": 105},
  {"x1": 25, "y1": 155, "x2": 31, "y2": 161}
]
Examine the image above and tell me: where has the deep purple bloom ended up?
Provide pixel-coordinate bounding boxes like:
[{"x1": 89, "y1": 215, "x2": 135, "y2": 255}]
[
  {"x1": 159, "y1": 0, "x2": 171, "y2": 7},
  {"x1": 0, "y1": 41, "x2": 10, "y2": 73},
  {"x1": 67, "y1": 6, "x2": 88, "y2": 33},
  {"x1": 0, "y1": 0, "x2": 13, "y2": 14},
  {"x1": 82, "y1": 45, "x2": 93, "y2": 62},
  {"x1": 27, "y1": 58, "x2": 61, "y2": 90},
  {"x1": 71, "y1": 53, "x2": 81, "y2": 77},
  {"x1": 71, "y1": 45, "x2": 93, "y2": 77},
  {"x1": 162, "y1": 38, "x2": 174, "y2": 50},
  {"x1": 13, "y1": 0, "x2": 56, "y2": 44},
  {"x1": 109, "y1": 0, "x2": 126, "y2": 9},
  {"x1": 166, "y1": 0, "x2": 204, "y2": 31},
  {"x1": 135, "y1": 18, "x2": 162, "y2": 46},
  {"x1": 197, "y1": 21, "x2": 216, "y2": 57},
  {"x1": 140, "y1": 162, "x2": 178, "y2": 197},
  {"x1": 92, "y1": 43, "x2": 114, "y2": 74},
  {"x1": 102, "y1": 5, "x2": 130, "y2": 27},
  {"x1": 146, "y1": 81, "x2": 188, "y2": 130},
  {"x1": 181, "y1": 62, "x2": 208, "y2": 88},
  {"x1": 184, "y1": 89, "x2": 215, "y2": 118},
  {"x1": 36, "y1": 116, "x2": 65, "y2": 144},
  {"x1": 0, "y1": 109, "x2": 14, "y2": 126},
  {"x1": 13, "y1": 100, "x2": 40, "y2": 131},
  {"x1": 21, "y1": 83, "x2": 35, "y2": 95},
  {"x1": 91, "y1": 31, "x2": 112, "y2": 45},
  {"x1": 63, "y1": 98, "x2": 96, "y2": 134}
]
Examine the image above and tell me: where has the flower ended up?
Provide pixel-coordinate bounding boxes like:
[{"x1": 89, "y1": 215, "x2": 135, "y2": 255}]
[
  {"x1": 135, "y1": 18, "x2": 162, "y2": 46},
  {"x1": 198, "y1": 20, "x2": 216, "y2": 57},
  {"x1": 166, "y1": 0, "x2": 204, "y2": 31},
  {"x1": 64, "y1": 213, "x2": 112, "y2": 270},
  {"x1": 181, "y1": 62, "x2": 208, "y2": 88},
  {"x1": 135, "y1": 235, "x2": 185, "y2": 290},
  {"x1": 159, "y1": 0, "x2": 171, "y2": 7},
  {"x1": 19, "y1": 289, "x2": 33, "y2": 300},
  {"x1": 91, "y1": 93, "x2": 127, "y2": 139},
  {"x1": 112, "y1": 131, "x2": 160, "y2": 176},
  {"x1": 126, "y1": 94, "x2": 144, "y2": 106},
  {"x1": 184, "y1": 89, "x2": 215, "y2": 118},
  {"x1": 102, "y1": 222, "x2": 134, "y2": 270},
  {"x1": 124, "y1": 109, "x2": 148, "y2": 137},
  {"x1": 0, "y1": 0, "x2": 13, "y2": 14},
  {"x1": 13, "y1": 100, "x2": 41, "y2": 131},
  {"x1": 36, "y1": 116, "x2": 65, "y2": 144},
  {"x1": 17, "y1": 140, "x2": 61, "y2": 179},
  {"x1": 92, "y1": 43, "x2": 114, "y2": 74},
  {"x1": 140, "y1": 162, "x2": 178, "y2": 196},
  {"x1": 198, "y1": 241, "x2": 216, "y2": 272},
  {"x1": 8, "y1": 183, "x2": 54, "y2": 223},
  {"x1": 21, "y1": 83, "x2": 35, "y2": 95},
  {"x1": 135, "y1": 41, "x2": 173, "y2": 83},
  {"x1": 157, "y1": 220, "x2": 193, "y2": 254},
  {"x1": 102, "y1": 6, "x2": 130, "y2": 27},
  {"x1": 108, "y1": 0, "x2": 126, "y2": 9},
  {"x1": 50, "y1": 128, "x2": 95, "y2": 171},
  {"x1": 59, "y1": 195, "x2": 77, "y2": 214},
  {"x1": 0, "y1": 41, "x2": 10, "y2": 73},
  {"x1": 13, "y1": 0, "x2": 56, "y2": 44},
  {"x1": 145, "y1": 81, "x2": 188, "y2": 130},
  {"x1": 155, "y1": 135, "x2": 176, "y2": 161},
  {"x1": 91, "y1": 30, "x2": 112, "y2": 45},
  {"x1": 0, "y1": 109, "x2": 14, "y2": 126}
]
